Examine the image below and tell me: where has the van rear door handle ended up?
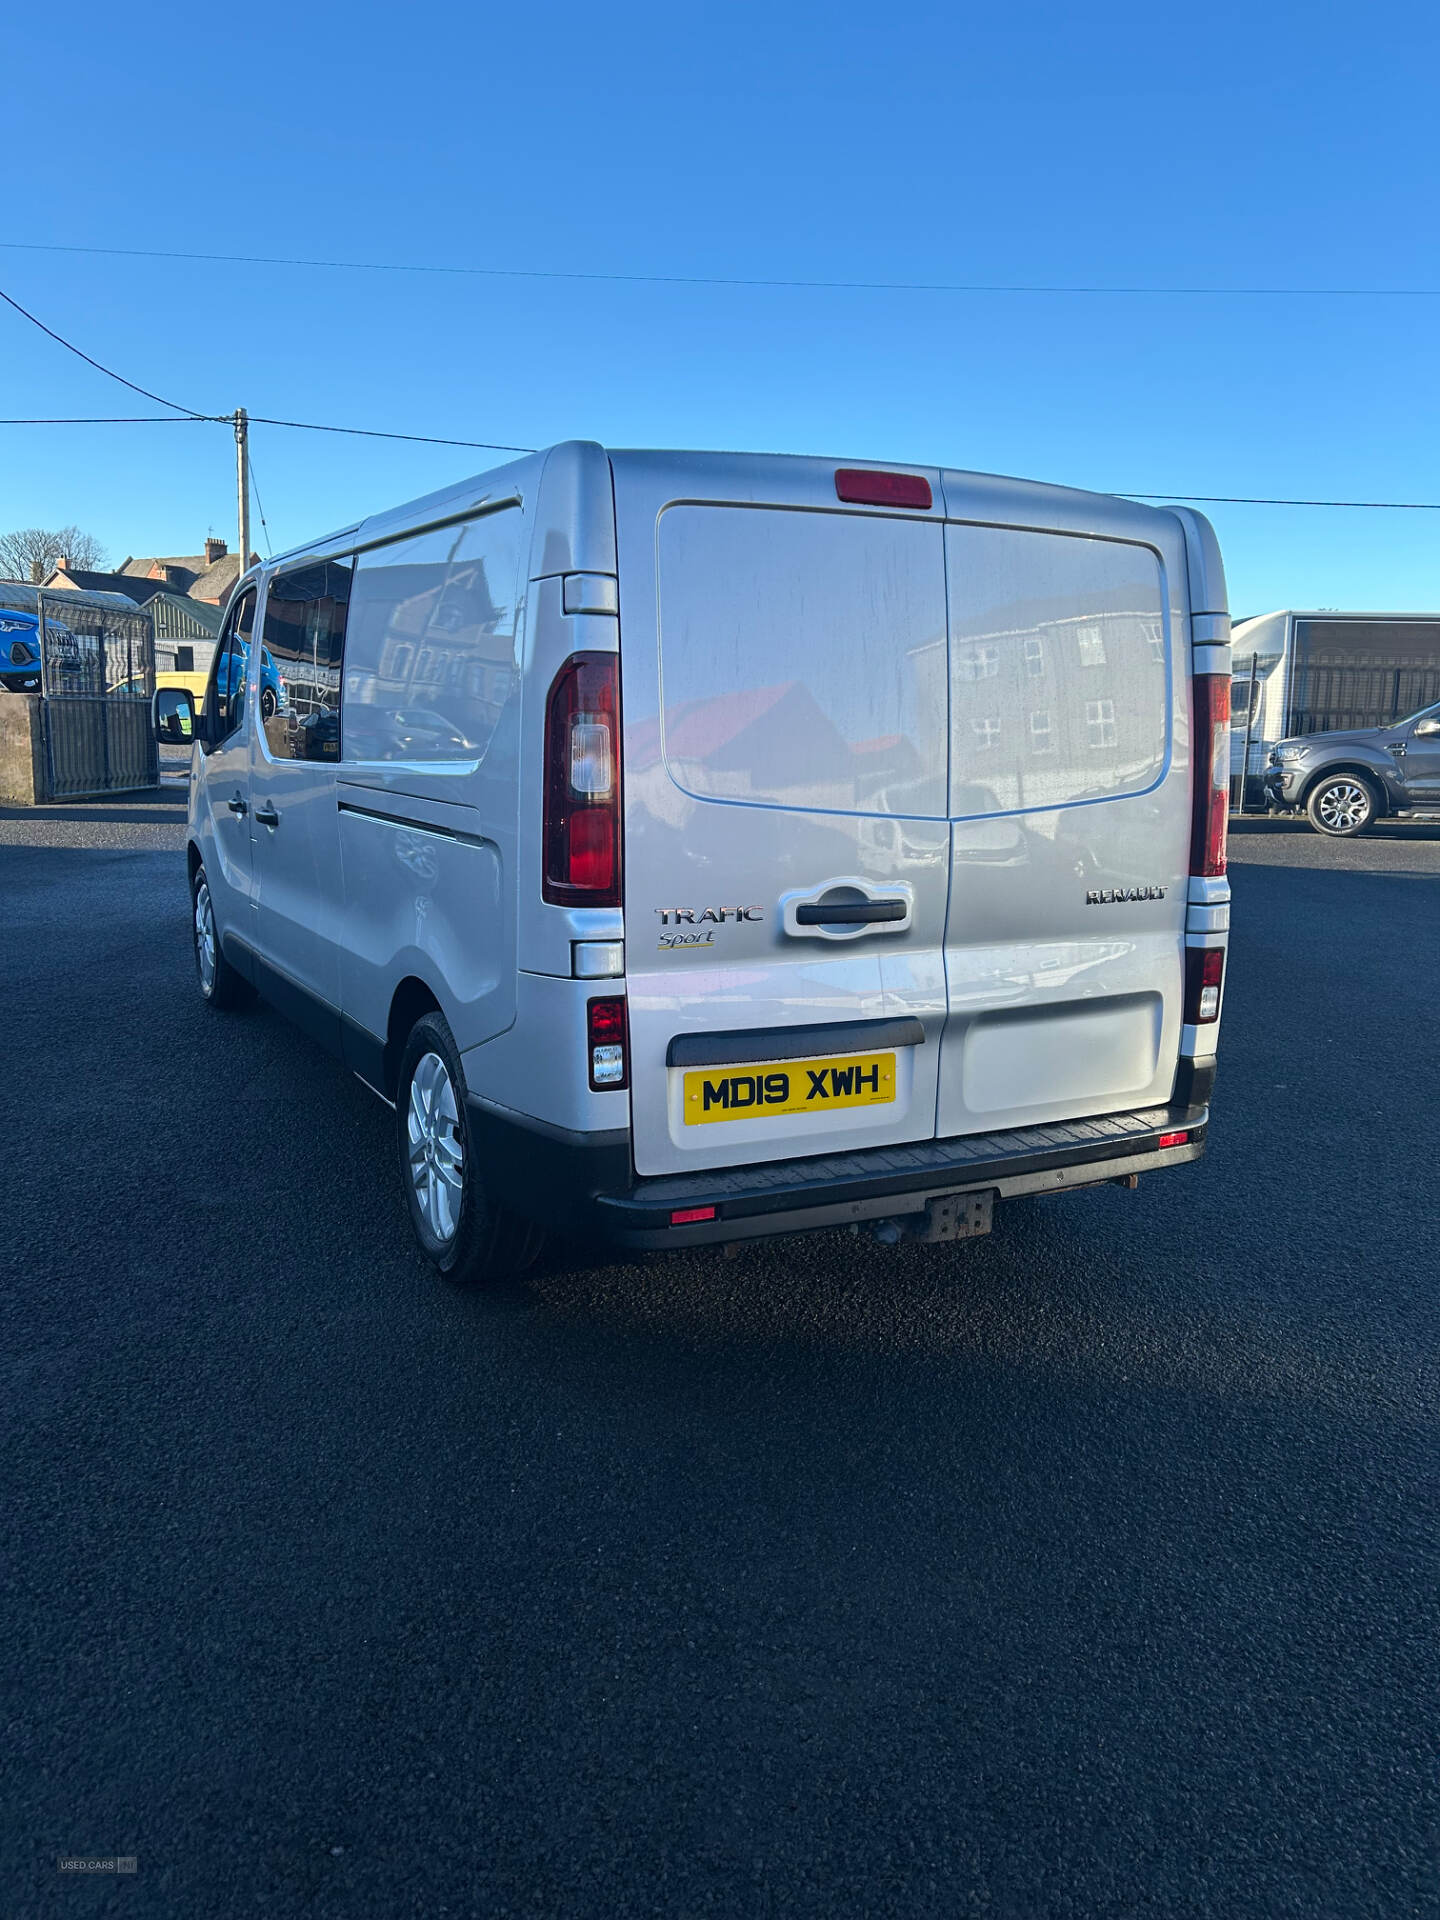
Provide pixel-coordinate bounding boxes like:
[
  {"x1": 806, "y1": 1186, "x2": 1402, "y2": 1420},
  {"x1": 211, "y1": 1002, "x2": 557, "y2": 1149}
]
[
  {"x1": 254, "y1": 804, "x2": 280, "y2": 828},
  {"x1": 794, "y1": 899, "x2": 906, "y2": 925},
  {"x1": 781, "y1": 881, "x2": 914, "y2": 940},
  {"x1": 227, "y1": 793, "x2": 248, "y2": 816}
]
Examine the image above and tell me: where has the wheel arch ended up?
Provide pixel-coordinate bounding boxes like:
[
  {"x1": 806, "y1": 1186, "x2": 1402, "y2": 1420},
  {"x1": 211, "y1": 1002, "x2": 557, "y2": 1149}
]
[
  {"x1": 1301, "y1": 762, "x2": 1392, "y2": 816},
  {"x1": 385, "y1": 975, "x2": 445, "y2": 1100}
]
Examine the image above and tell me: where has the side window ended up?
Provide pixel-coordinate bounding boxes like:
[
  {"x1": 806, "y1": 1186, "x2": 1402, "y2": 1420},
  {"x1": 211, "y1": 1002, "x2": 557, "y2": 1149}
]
[
  {"x1": 205, "y1": 588, "x2": 256, "y2": 742},
  {"x1": 259, "y1": 560, "x2": 353, "y2": 763},
  {"x1": 1231, "y1": 671, "x2": 1259, "y2": 729},
  {"x1": 340, "y1": 509, "x2": 523, "y2": 765}
]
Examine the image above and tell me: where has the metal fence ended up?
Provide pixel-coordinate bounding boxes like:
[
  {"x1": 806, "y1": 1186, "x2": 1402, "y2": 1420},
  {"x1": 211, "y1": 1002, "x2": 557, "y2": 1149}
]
[
  {"x1": 1288, "y1": 662, "x2": 1440, "y2": 737},
  {"x1": 37, "y1": 593, "x2": 158, "y2": 797}
]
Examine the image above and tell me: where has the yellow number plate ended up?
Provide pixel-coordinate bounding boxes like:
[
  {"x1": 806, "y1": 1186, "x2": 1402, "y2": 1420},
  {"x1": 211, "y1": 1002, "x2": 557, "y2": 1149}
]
[{"x1": 682, "y1": 1053, "x2": 896, "y2": 1125}]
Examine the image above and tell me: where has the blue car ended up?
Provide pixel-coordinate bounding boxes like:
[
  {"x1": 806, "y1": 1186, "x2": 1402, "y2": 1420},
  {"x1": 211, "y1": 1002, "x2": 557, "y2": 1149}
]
[
  {"x1": 0, "y1": 610, "x2": 43, "y2": 691},
  {"x1": 0, "y1": 609, "x2": 86, "y2": 692},
  {"x1": 216, "y1": 640, "x2": 285, "y2": 718}
]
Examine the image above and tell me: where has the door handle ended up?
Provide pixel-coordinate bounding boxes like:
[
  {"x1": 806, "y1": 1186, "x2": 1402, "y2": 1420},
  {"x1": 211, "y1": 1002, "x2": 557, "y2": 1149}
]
[
  {"x1": 254, "y1": 804, "x2": 280, "y2": 828},
  {"x1": 780, "y1": 880, "x2": 915, "y2": 940},
  {"x1": 227, "y1": 793, "x2": 248, "y2": 816},
  {"x1": 794, "y1": 899, "x2": 907, "y2": 925}
]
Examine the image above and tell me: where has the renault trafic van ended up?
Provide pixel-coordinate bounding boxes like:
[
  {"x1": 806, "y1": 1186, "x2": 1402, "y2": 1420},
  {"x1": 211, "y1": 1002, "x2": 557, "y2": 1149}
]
[{"x1": 163, "y1": 443, "x2": 1231, "y2": 1282}]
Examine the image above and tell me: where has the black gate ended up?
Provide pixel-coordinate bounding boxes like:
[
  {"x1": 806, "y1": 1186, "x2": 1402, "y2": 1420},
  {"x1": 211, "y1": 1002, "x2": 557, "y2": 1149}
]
[
  {"x1": 1288, "y1": 661, "x2": 1440, "y2": 736},
  {"x1": 1288, "y1": 618, "x2": 1440, "y2": 737},
  {"x1": 38, "y1": 593, "x2": 158, "y2": 798}
]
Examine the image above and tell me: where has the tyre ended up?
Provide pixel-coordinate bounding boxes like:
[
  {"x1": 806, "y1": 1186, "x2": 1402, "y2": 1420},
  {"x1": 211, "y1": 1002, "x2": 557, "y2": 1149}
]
[
  {"x1": 191, "y1": 862, "x2": 253, "y2": 1009},
  {"x1": 1306, "y1": 773, "x2": 1379, "y2": 837},
  {"x1": 396, "y1": 1011, "x2": 545, "y2": 1286},
  {"x1": 259, "y1": 686, "x2": 277, "y2": 721}
]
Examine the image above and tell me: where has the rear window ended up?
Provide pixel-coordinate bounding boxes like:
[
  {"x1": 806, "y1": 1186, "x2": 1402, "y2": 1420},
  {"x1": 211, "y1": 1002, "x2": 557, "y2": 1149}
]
[
  {"x1": 946, "y1": 526, "x2": 1169, "y2": 816},
  {"x1": 654, "y1": 505, "x2": 948, "y2": 817}
]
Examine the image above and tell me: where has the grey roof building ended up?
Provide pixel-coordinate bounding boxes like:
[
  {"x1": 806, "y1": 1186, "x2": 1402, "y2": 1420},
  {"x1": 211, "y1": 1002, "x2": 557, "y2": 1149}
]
[
  {"x1": 42, "y1": 566, "x2": 170, "y2": 604},
  {"x1": 46, "y1": 535, "x2": 257, "y2": 610}
]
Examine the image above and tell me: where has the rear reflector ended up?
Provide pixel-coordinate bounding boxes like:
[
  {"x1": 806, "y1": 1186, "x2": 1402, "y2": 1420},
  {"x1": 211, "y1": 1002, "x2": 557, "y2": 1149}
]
[
  {"x1": 587, "y1": 995, "x2": 629, "y2": 1090},
  {"x1": 543, "y1": 653, "x2": 622, "y2": 907},
  {"x1": 1158, "y1": 1130, "x2": 1190, "y2": 1149},
  {"x1": 1190, "y1": 673, "x2": 1230, "y2": 877},
  {"x1": 670, "y1": 1206, "x2": 716, "y2": 1225},
  {"x1": 1184, "y1": 946, "x2": 1224, "y2": 1024},
  {"x1": 835, "y1": 468, "x2": 933, "y2": 510}
]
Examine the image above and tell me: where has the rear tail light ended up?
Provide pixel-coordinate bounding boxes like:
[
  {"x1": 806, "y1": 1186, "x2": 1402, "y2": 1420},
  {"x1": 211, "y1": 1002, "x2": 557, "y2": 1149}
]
[
  {"x1": 1190, "y1": 674, "x2": 1230, "y2": 877},
  {"x1": 543, "y1": 653, "x2": 621, "y2": 907},
  {"x1": 835, "y1": 468, "x2": 933, "y2": 510},
  {"x1": 587, "y1": 995, "x2": 629, "y2": 1090},
  {"x1": 1158, "y1": 1130, "x2": 1190, "y2": 1149},
  {"x1": 670, "y1": 1206, "x2": 716, "y2": 1225},
  {"x1": 1184, "y1": 946, "x2": 1224, "y2": 1024}
]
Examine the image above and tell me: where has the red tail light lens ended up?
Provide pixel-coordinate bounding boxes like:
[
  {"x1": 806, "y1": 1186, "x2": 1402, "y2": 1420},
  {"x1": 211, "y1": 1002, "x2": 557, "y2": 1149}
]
[
  {"x1": 835, "y1": 468, "x2": 933, "y2": 510},
  {"x1": 544, "y1": 653, "x2": 621, "y2": 907},
  {"x1": 1190, "y1": 673, "x2": 1230, "y2": 877},
  {"x1": 587, "y1": 995, "x2": 629, "y2": 1090},
  {"x1": 1157, "y1": 1130, "x2": 1190, "y2": 1149},
  {"x1": 1184, "y1": 946, "x2": 1225, "y2": 1024}
]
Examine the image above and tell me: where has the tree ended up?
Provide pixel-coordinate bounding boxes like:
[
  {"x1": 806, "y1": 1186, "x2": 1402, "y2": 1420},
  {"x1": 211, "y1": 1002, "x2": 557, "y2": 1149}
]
[{"x1": 0, "y1": 525, "x2": 108, "y2": 583}]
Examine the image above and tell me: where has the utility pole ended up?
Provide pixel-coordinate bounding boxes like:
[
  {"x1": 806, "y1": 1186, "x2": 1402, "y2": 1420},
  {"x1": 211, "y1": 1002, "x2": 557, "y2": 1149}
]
[{"x1": 234, "y1": 408, "x2": 251, "y2": 572}]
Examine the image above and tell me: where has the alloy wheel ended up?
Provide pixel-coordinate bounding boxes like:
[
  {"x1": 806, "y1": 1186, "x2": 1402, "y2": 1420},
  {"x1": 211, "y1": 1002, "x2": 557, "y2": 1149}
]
[
  {"x1": 193, "y1": 879, "x2": 217, "y2": 994},
  {"x1": 1316, "y1": 781, "x2": 1370, "y2": 832},
  {"x1": 407, "y1": 1051, "x2": 464, "y2": 1244}
]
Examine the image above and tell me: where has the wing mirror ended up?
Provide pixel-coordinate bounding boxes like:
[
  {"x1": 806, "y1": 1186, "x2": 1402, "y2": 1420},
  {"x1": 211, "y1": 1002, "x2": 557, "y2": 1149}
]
[
  {"x1": 153, "y1": 686, "x2": 198, "y2": 745},
  {"x1": 1413, "y1": 717, "x2": 1440, "y2": 738}
]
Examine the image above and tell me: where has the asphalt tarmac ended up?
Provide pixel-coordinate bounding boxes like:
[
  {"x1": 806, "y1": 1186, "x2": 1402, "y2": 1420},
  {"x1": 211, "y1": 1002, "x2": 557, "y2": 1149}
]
[{"x1": 4, "y1": 791, "x2": 1438, "y2": 1918}]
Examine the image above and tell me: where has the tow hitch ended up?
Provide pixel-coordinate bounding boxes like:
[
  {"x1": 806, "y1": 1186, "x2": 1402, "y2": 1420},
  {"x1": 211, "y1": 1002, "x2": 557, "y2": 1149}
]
[{"x1": 869, "y1": 1190, "x2": 995, "y2": 1246}]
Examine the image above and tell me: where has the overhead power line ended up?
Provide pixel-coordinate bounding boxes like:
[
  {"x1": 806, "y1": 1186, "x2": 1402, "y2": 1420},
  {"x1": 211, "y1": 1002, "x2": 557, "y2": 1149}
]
[
  {"x1": 0, "y1": 411, "x2": 534, "y2": 450},
  {"x1": 0, "y1": 415, "x2": 206, "y2": 425},
  {"x1": 246, "y1": 443, "x2": 275, "y2": 558},
  {"x1": 3, "y1": 416, "x2": 1434, "y2": 507},
  {"x1": 3, "y1": 283, "x2": 1439, "y2": 508},
  {"x1": 1128, "y1": 492, "x2": 1440, "y2": 510},
  {"x1": 0, "y1": 285, "x2": 534, "y2": 451},
  {"x1": 0, "y1": 284, "x2": 214, "y2": 416},
  {"x1": 246, "y1": 416, "x2": 532, "y2": 451},
  {"x1": 1, "y1": 425, "x2": 1437, "y2": 511},
  {"x1": 3, "y1": 238, "x2": 1439, "y2": 300}
]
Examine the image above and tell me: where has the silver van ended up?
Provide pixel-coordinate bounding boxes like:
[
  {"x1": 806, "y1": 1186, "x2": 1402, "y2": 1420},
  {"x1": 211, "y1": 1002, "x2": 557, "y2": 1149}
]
[{"x1": 162, "y1": 443, "x2": 1231, "y2": 1282}]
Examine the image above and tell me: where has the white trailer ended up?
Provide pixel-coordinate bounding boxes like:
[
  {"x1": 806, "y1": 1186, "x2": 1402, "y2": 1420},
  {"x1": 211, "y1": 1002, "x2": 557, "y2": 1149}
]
[{"x1": 1230, "y1": 610, "x2": 1440, "y2": 805}]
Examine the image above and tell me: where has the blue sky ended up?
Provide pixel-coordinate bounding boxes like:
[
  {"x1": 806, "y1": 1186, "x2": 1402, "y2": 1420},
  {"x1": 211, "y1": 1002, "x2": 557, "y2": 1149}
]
[{"x1": 1, "y1": 0, "x2": 1437, "y2": 616}]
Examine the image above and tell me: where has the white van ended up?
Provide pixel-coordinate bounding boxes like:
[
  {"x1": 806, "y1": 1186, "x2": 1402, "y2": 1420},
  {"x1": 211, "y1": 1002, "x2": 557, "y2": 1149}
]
[{"x1": 163, "y1": 443, "x2": 1231, "y2": 1282}]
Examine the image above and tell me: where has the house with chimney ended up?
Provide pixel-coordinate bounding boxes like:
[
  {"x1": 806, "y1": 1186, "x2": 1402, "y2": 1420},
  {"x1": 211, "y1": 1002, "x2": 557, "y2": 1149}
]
[{"x1": 43, "y1": 536, "x2": 253, "y2": 674}]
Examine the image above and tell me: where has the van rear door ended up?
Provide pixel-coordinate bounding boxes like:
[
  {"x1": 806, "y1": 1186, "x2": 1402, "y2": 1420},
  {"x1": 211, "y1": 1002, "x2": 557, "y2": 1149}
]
[
  {"x1": 612, "y1": 453, "x2": 951, "y2": 1179},
  {"x1": 935, "y1": 479, "x2": 1193, "y2": 1136}
]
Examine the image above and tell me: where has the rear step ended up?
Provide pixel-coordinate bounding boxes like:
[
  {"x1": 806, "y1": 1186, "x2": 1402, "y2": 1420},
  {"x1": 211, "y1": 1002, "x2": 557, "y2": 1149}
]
[{"x1": 596, "y1": 1104, "x2": 1209, "y2": 1248}]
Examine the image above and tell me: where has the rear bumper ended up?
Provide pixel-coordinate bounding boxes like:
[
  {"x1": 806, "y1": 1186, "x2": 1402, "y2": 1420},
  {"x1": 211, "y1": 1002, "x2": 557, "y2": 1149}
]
[{"x1": 467, "y1": 1091, "x2": 1212, "y2": 1253}]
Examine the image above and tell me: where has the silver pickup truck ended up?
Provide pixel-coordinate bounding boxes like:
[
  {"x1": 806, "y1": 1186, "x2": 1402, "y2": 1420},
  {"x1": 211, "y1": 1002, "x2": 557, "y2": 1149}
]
[{"x1": 1264, "y1": 700, "x2": 1440, "y2": 835}]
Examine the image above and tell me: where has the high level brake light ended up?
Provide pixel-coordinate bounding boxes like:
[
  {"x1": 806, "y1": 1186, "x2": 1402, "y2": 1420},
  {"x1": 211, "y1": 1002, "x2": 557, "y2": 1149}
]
[
  {"x1": 543, "y1": 652, "x2": 622, "y2": 907},
  {"x1": 834, "y1": 468, "x2": 933, "y2": 510},
  {"x1": 1190, "y1": 674, "x2": 1230, "y2": 877}
]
